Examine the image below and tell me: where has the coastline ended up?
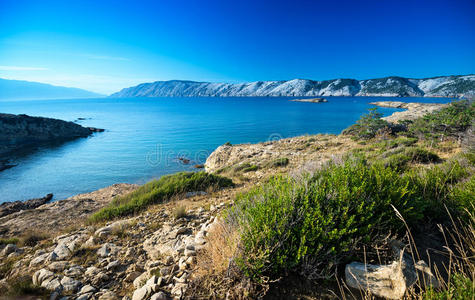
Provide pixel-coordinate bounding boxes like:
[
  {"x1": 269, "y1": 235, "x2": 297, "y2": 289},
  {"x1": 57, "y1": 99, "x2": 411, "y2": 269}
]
[{"x1": 0, "y1": 100, "x2": 441, "y2": 237}]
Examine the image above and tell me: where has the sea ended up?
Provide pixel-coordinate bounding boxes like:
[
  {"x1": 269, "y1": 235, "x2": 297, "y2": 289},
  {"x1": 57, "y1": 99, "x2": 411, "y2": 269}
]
[{"x1": 0, "y1": 96, "x2": 451, "y2": 202}]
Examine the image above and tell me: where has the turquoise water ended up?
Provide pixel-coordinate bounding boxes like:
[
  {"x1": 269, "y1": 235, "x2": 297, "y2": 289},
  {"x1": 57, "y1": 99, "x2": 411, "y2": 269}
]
[{"x1": 0, "y1": 96, "x2": 450, "y2": 202}]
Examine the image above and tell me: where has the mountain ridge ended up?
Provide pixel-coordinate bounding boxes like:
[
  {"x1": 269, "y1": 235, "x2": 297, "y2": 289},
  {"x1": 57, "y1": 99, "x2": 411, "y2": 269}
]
[
  {"x1": 110, "y1": 74, "x2": 475, "y2": 98},
  {"x1": 0, "y1": 78, "x2": 103, "y2": 100}
]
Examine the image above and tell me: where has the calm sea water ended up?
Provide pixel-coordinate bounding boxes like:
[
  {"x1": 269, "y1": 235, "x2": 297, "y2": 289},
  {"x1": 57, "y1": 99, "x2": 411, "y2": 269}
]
[{"x1": 0, "y1": 96, "x2": 450, "y2": 202}]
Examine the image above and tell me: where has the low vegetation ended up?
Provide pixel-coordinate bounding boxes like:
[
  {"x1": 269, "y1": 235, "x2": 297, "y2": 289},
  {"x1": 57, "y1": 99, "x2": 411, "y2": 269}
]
[
  {"x1": 192, "y1": 101, "x2": 474, "y2": 298},
  {"x1": 90, "y1": 171, "x2": 233, "y2": 222},
  {"x1": 407, "y1": 100, "x2": 474, "y2": 140},
  {"x1": 342, "y1": 107, "x2": 391, "y2": 139}
]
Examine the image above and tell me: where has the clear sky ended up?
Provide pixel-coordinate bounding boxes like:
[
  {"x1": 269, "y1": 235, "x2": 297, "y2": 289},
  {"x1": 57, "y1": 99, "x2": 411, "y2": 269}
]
[{"x1": 0, "y1": 0, "x2": 474, "y2": 94}]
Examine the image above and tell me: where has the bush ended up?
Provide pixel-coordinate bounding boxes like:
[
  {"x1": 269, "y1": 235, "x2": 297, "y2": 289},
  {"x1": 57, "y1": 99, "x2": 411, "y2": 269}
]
[
  {"x1": 270, "y1": 157, "x2": 289, "y2": 167},
  {"x1": 90, "y1": 172, "x2": 233, "y2": 222},
  {"x1": 384, "y1": 153, "x2": 411, "y2": 171},
  {"x1": 408, "y1": 100, "x2": 475, "y2": 140},
  {"x1": 228, "y1": 156, "x2": 423, "y2": 280},
  {"x1": 423, "y1": 273, "x2": 473, "y2": 300},
  {"x1": 404, "y1": 147, "x2": 440, "y2": 163},
  {"x1": 342, "y1": 108, "x2": 391, "y2": 139},
  {"x1": 0, "y1": 238, "x2": 19, "y2": 246},
  {"x1": 406, "y1": 159, "x2": 471, "y2": 221}
]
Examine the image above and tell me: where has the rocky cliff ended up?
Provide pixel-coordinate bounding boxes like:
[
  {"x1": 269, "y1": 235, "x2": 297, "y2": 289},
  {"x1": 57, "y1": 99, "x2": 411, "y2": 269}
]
[
  {"x1": 0, "y1": 113, "x2": 103, "y2": 170},
  {"x1": 110, "y1": 75, "x2": 475, "y2": 98}
]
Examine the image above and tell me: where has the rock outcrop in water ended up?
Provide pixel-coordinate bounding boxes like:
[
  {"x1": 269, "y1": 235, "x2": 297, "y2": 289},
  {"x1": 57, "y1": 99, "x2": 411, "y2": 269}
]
[
  {"x1": 110, "y1": 75, "x2": 475, "y2": 98},
  {"x1": 0, "y1": 194, "x2": 53, "y2": 218},
  {"x1": 0, "y1": 113, "x2": 104, "y2": 171}
]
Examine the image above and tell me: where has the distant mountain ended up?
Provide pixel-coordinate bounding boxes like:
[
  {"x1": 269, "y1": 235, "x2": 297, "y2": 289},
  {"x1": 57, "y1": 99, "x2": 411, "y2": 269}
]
[
  {"x1": 110, "y1": 75, "x2": 475, "y2": 98},
  {"x1": 0, "y1": 78, "x2": 103, "y2": 100}
]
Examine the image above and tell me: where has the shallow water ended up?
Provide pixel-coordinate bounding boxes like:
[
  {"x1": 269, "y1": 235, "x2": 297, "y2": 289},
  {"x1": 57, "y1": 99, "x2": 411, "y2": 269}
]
[{"x1": 0, "y1": 96, "x2": 450, "y2": 202}]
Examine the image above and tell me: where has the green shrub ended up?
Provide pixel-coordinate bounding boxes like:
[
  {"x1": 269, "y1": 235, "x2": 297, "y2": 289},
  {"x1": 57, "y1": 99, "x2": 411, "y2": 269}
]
[
  {"x1": 404, "y1": 147, "x2": 440, "y2": 163},
  {"x1": 384, "y1": 153, "x2": 411, "y2": 171},
  {"x1": 406, "y1": 159, "x2": 471, "y2": 220},
  {"x1": 408, "y1": 100, "x2": 475, "y2": 140},
  {"x1": 342, "y1": 108, "x2": 391, "y2": 139},
  {"x1": 90, "y1": 172, "x2": 233, "y2": 222},
  {"x1": 233, "y1": 163, "x2": 259, "y2": 173},
  {"x1": 228, "y1": 157, "x2": 423, "y2": 280},
  {"x1": 0, "y1": 238, "x2": 19, "y2": 246},
  {"x1": 270, "y1": 157, "x2": 289, "y2": 167},
  {"x1": 423, "y1": 273, "x2": 473, "y2": 300}
]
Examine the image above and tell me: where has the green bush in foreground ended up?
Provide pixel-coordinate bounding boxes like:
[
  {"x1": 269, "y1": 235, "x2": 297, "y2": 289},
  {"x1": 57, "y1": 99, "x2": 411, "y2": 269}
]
[
  {"x1": 228, "y1": 157, "x2": 423, "y2": 280},
  {"x1": 90, "y1": 172, "x2": 233, "y2": 222},
  {"x1": 228, "y1": 152, "x2": 474, "y2": 281},
  {"x1": 423, "y1": 273, "x2": 473, "y2": 300}
]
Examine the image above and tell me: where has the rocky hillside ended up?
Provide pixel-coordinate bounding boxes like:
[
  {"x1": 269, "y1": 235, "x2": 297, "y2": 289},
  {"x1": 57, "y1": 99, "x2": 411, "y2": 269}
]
[{"x1": 110, "y1": 75, "x2": 475, "y2": 98}]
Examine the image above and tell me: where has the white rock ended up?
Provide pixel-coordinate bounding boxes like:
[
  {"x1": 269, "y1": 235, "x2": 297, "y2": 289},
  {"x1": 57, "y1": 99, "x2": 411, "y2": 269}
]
[
  {"x1": 1, "y1": 244, "x2": 18, "y2": 256},
  {"x1": 53, "y1": 244, "x2": 72, "y2": 260},
  {"x1": 150, "y1": 291, "x2": 167, "y2": 300},
  {"x1": 48, "y1": 261, "x2": 69, "y2": 272},
  {"x1": 33, "y1": 268, "x2": 54, "y2": 285},
  {"x1": 79, "y1": 284, "x2": 97, "y2": 294},
  {"x1": 97, "y1": 243, "x2": 118, "y2": 257},
  {"x1": 132, "y1": 286, "x2": 150, "y2": 300},
  {"x1": 29, "y1": 253, "x2": 49, "y2": 267},
  {"x1": 41, "y1": 276, "x2": 62, "y2": 291},
  {"x1": 345, "y1": 261, "x2": 406, "y2": 299},
  {"x1": 60, "y1": 276, "x2": 82, "y2": 292},
  {"x1": 133, "y1": 272, "x2": 149, "y2": 288}
]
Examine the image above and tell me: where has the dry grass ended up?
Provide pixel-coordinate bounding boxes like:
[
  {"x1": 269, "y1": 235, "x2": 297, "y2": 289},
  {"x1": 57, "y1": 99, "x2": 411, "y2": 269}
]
[
  {"x1": 335, "y1": 205, "x2": 475, "y2": 299},
  {"x1": 195, "y1": 220, "x2": 240, "y2": 277}
]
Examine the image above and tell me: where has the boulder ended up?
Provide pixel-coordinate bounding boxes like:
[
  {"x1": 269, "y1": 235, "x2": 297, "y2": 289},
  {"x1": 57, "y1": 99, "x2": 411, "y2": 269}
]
[
  {"x1": 1, "y1": 244, "x2": 19, "y2": 256},
  {"x1": 60, "y1": 276, "x2": 82, "y2": 292}
]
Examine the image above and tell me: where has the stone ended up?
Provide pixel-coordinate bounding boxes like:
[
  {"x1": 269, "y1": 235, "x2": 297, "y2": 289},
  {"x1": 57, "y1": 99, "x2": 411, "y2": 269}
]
[
  {"x1": 76, "y1": 294, "x2": 92, "y2": 300},
  {"x1": 132, "y1": 286, "x2": 150, "y2": 300},
  {"x1": 150, "y1": 291, "x2": 167, "y2": 300},
  {"x1": 415, "y1": 260, "x2": 440, "y2": 288},
  {"x1": 83, "y1": 236, "x2": 98, "y2": 248},
  {"x1": 84, "y1": 266, "x2": 100, "y2": 277},
  {"x1": 53, "y1": 243, "x2": 72, "y2": 260},
  {"x1": 29, "y1": 253, "x2": 48, "y2": 267},
  {"x1": 106, "y1": 260, "x2": 121, "y2": 270},
  {"x1": 1, "y1": 244, "x2": 18, "y2": 256},
  {"x1": 97, "y1": 243, "x2": 118, "y2": 257},
  {"x1": 48, "y1": 261, "x2": 69, "y2": 272},
  {"x1": 41, "y1": 276, "x2": 62, "y2": 292},
  {"x1": 184, "y1": 248, "x2": 196, "y2": 257},
  {"x1": 345, "y1": 261, "x2": 406, "y2": 299},
  {"x1": 133, "y1": 272, "x2": 149, "y2": 288},
  {"x1": 145, "y1": 275, "x2": 158, "y2": 286},
  {"x1": 64, "y1": 265, "x2": 85, "y2": 277},
  {"x1": 125, "y1": 271, "x2": 142, "y2": 282},
  {"x1": 60, "y1": 276, "x2": 82, "y2": 292},
  {"x1": 79, "y1": 284, "x2": 97, "y2": 294},
  {"x1": 33, "y1": 268, "x2": 54, "y2": 286},
  {"x1": 98, "y1": 291, "x2": 118, "y2": 300}
]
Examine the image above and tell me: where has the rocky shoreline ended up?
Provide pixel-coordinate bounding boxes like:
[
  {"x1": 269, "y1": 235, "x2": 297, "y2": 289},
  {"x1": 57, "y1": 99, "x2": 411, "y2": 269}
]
[
  {"x1": 0, "y1": 101, "x2": 464, "y2": 299},
  {"x1": 370, "y1": 101, "x2": 447, "y2": 123},
  {"x1": 0, "y1": 113, "x2": 104, "y2": 172}
]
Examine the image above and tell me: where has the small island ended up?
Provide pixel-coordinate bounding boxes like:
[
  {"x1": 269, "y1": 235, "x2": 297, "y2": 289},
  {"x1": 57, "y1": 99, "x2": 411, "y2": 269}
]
[{"x1": 290, "y1": 97, "x2": 328, "y2": 103}]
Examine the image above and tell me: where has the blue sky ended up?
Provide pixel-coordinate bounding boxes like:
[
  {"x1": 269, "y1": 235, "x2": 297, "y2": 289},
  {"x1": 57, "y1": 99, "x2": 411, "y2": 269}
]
[{"x1": 0, "y1": 0, "x2": 473, "y2": 94}]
